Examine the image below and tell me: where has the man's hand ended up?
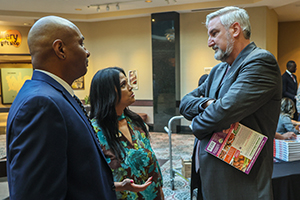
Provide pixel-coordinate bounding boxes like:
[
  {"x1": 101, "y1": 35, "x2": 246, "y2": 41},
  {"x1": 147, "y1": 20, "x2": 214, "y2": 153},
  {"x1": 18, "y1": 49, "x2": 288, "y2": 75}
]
[
  {"x1": 203, "y1": 99, "x2": 215, "y2": 109},
  {"x1": 222, "y1": 122, "x2": 239, "y2": 134},
  {"x1": 115, "y1": 177, "x2": 152, "y2": 192}
]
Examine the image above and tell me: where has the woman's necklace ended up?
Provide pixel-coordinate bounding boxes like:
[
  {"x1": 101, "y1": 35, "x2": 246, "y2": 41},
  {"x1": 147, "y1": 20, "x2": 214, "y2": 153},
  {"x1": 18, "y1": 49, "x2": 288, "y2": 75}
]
[
  {"x1": 118, "y1": 112, "x2": 126, "y2": 121},
  {"x1": 117, "y1": 113, "x2": 133, "y2": 144}
]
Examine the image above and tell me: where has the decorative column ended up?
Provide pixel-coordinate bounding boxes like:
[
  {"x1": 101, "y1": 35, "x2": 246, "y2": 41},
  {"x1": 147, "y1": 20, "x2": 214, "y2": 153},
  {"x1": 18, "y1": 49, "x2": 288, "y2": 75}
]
[{"x1": 151, "y1": 12, "x2": 180, "y2": 132}]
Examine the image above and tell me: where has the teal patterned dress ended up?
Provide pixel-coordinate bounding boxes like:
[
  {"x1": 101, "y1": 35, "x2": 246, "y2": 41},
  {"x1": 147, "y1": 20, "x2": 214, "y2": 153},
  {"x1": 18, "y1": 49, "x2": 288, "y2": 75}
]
[{"x1": 91, "y1": 114, "x2": 163, "y2": 200}]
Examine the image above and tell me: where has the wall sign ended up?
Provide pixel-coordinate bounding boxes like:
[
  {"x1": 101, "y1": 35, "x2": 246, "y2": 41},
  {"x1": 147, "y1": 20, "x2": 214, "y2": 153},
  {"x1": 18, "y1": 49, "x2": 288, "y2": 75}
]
[
  {"x1": 129, "y1": 70, "x2": 138, "y2": 90},
  {"x1": 0, "y1": 30, "x2": 22, "y2": 47},
  {"x1": 1, "y1": 68, "x2": 32, "y2": 104}
]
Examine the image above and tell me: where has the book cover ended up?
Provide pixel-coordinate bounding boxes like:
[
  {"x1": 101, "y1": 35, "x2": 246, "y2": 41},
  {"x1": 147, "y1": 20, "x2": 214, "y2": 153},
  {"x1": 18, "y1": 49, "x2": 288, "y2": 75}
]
[{"x1": 205, "y1": 123, "x2": 268, "y2": 174}]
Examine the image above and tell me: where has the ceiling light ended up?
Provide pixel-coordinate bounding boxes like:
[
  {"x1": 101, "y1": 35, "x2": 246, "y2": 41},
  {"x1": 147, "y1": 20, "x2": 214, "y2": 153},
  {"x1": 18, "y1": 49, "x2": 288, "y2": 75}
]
[
  {"x1": 75, "y1": 8, "x2": 82, "y2": 11},
  {"x1": 89, "y1": 0, "x2": 149, "y2": 12}
]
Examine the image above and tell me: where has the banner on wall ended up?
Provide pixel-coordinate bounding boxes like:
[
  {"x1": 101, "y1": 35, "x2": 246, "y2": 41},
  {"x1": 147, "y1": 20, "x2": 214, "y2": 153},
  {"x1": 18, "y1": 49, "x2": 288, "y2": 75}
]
[{"x1": 0, "y1": 30, "x2": 22, "y2": 47}]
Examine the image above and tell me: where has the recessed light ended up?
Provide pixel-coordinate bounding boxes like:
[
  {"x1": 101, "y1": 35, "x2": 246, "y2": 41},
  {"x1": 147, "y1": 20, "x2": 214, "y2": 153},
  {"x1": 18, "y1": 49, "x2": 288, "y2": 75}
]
[
  {"x1": 75, "y1": 8, "x2": 82, "y2": 11},
  {"x1": 145, "y1": 0, "x2": 152, "y2": 2}
]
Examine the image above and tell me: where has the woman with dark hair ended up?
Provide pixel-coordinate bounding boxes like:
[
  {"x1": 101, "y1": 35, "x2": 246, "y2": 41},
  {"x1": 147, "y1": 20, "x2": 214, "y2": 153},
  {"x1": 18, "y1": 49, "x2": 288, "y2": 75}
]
[
  {"x1": 89, "y1": 67, "x2": 164, "y2": 200},
  {"x1": 276, "y1": 98, "x2": 299, "y2": 139}
]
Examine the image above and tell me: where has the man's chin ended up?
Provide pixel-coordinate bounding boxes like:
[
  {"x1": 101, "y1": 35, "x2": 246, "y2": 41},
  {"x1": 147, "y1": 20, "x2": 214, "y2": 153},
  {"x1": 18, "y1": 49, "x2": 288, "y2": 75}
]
[
  {"x1": 214, "y1": 53, "x2": 222, "y2": 61},
  {"x1": 75, "y1": 69, "x2": 87, "y2": 80},
  {"x1": 215, "y1": 52, "x2": 229, "y2": 62}
]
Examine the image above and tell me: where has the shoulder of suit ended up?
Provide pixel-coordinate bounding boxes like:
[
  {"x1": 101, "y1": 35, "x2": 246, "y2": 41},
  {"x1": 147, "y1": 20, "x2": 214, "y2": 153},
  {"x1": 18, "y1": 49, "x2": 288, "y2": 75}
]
[
  {"x1": 210, "y1": 62, "x2": 227, "y2": 73},
  {"x1": 251, "y1": 47, "x2": 275, "y2": 58},
  {"x1": 242, "y1": 47, "x2": 278, "y2": 66}
]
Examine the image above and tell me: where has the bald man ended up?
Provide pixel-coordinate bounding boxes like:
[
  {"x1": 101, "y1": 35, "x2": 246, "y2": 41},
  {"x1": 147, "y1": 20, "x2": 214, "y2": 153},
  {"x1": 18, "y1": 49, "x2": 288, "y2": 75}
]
[{"x1": 6, "y1": 16, "x2": 117, "y2": 200}]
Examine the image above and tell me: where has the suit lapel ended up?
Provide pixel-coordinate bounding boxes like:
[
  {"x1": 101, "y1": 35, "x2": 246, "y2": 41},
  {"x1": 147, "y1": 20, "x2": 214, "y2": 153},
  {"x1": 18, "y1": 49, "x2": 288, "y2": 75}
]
[
  {"x1": 31, "y1": 71, "x2": 106, "y2": 157},
  {"x1": 214, "y1": 42, "x2": 258, "y2": 98},
  {"x1": 213, "y1": 66, "x2": 228, "y2": 98},
  {"x1": 64, "y1": 91, "x2": 108, "y2": 159},
  {"x1": 210, "y1": 65, "x2": 227, "y2": 98}
]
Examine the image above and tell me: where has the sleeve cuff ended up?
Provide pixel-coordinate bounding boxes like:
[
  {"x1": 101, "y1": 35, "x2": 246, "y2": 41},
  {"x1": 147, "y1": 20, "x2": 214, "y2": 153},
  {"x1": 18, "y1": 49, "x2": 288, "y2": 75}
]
[{"x1": 199, "y1": 98, "x2": 215, "y2": 112}]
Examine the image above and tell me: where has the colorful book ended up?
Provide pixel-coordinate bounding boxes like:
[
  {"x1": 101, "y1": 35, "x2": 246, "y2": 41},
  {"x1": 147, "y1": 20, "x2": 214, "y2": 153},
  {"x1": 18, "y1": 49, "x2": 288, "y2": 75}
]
[
  {"x1": 274, "y1": 136, "x2": 300, "y2": 162},
  {"x1": 205, "y1": 123, "x2": 268, "y2": 174}
]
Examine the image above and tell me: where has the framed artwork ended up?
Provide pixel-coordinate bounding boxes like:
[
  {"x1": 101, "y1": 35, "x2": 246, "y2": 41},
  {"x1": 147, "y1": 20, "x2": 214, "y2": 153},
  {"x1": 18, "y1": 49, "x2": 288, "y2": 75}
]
[
  {"x1": 128, "y1": 70, "x2": 138, "y2": 90},
  {"x1": 72, "y1": 76, "x2": 84, "y2": 90},
  {"x1": 1, "y1": 68, "x2": 33, "y2": 104}
]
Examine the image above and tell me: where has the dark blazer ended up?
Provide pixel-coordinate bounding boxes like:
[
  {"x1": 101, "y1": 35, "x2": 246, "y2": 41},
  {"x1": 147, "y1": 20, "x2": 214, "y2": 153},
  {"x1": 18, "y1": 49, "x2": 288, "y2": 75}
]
[
  {"x1": 282, "y1": 71, "x2": 297, "y2": 101},
  {"x1": 6, "y1": 71, "x2": 117, "y2": 200},
  {"x1": 180, "y1": 42, "x2": 282, "y2": 200}
]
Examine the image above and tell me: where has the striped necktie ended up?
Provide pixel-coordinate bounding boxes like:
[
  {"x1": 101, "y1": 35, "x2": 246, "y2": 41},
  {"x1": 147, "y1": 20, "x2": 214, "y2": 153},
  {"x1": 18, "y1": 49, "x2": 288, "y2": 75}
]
[
  {"x1": 73, "y1": 95, "x2": 101, "y2": 145},
  {"x1": 73, "y1": 95, "x2": 90, "y2": 120},
  {"x1": 291, "y1": 74, "x2": 296, "y2": 82}
]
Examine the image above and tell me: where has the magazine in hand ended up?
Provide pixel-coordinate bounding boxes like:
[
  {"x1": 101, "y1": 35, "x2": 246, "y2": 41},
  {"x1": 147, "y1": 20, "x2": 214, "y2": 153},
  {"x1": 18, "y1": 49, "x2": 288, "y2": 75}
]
[{"x1": 205, "y1": 123, "x2": 268, "y2": 174}]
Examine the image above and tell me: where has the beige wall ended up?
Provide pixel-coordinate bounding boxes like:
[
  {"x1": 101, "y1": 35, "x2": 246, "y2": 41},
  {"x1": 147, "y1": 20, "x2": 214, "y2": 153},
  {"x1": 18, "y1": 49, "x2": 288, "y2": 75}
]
[
  {"x1": 278, "y1": 21, "x2": 300, "y2": 81},
  {"x1": 76, "y1": 17, "x2": 152, "y2": 100}
]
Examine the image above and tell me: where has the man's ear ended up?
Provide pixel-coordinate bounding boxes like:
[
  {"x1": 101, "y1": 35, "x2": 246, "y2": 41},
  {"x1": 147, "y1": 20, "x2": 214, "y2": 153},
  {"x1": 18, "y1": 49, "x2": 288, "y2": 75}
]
[
  {"x1": 52, "y1": 39, "x2": 66, "y2": 59},
  {"x1": 231, "y1": 22, "x2": 242, "y2": 38}
]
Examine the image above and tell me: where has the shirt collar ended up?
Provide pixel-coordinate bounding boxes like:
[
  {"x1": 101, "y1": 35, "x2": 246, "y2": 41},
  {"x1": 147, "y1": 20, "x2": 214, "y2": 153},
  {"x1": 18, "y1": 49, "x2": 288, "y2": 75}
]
[
  {"x1": 286, "y1": 70, "x2": 293, "y2": 76},
  {"x1": 35, "y1": 69, "x2": 74, "y2": 97}
]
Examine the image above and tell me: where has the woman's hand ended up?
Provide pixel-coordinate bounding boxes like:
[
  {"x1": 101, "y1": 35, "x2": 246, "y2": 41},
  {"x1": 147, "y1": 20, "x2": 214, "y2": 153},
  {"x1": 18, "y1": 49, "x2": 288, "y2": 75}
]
[
  {"x1": 282, "y1": 132, "x2": 297, "y2": 140},
  {"x1": 291, "y1": 119, "x2": 300, "y2": 126},
  {"x1": 275, "y1": 132, "x2": 297, "y2": 140},
  {"x1": 115, "y1": 177, "x2": 153, "y2": 192}
]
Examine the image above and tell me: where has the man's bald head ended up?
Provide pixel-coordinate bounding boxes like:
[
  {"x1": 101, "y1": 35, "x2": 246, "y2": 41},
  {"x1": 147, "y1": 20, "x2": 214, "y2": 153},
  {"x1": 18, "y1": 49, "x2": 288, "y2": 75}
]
[
  {"x1": 28, "y1": 16, "x2": 79, "y2": 69},
  {"x1": 27, "y1": 16, "x2": 90, "y2": 85}
]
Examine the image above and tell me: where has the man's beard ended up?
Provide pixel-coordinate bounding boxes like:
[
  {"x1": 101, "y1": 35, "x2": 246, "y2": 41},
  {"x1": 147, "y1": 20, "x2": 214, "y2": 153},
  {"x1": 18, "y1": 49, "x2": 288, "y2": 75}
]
[{"x1": 214, "y1": 33, "x2": 234, "y2": 62}]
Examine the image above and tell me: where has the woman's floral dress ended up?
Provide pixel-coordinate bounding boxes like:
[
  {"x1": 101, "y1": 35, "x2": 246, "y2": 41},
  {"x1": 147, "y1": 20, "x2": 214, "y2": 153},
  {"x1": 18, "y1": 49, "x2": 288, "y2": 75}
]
[{"x1": 91, "y1": 115, "x2": 163, "y2": 200}]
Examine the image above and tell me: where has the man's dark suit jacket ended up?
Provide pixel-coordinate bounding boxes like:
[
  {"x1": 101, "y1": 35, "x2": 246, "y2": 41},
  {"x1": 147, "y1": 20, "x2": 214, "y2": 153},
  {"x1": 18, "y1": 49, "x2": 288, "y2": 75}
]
[
  {"x1": 6, "y1": 71, "x2": 117, "y2": 200},
  {"x1": 282, "y1": 71, "x2": 297, "y2": 101},
  {"x1": 180, "y1": 42, "x2": 282, "y2": 200}
]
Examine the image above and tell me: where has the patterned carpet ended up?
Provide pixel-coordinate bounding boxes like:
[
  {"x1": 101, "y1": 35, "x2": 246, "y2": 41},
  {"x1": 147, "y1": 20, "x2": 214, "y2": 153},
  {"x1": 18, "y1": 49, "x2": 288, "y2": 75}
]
[{"x1": 150, "y1": 132, "x2": 195, "y2": 200}]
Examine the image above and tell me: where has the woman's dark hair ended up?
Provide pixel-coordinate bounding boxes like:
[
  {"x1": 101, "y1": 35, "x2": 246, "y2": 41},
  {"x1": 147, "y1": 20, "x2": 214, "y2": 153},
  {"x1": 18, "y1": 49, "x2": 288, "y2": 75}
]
[
  {"x1": 89, "y1": 66, "x2": 148, "y2": 160},
  {"x1": 280, "y1": 97, "x2": 295, "y2": 118}
]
